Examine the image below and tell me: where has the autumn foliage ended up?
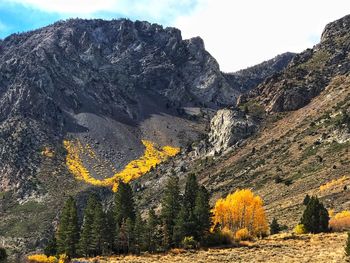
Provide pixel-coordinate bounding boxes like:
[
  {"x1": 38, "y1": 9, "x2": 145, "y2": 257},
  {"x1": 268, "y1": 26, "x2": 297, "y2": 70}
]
[
  {"x1": 329, "y1": 210, "x2": 350, "y2": 231},
  {"x1": 27, "y1": 254, "x2": 68, "y2": 263},
  {"x1": 212, "y1": 189, "x2": 268, "y2": 239},
  {"x1": 64, "y1": 139, "x2": 179, "y2": 191}
]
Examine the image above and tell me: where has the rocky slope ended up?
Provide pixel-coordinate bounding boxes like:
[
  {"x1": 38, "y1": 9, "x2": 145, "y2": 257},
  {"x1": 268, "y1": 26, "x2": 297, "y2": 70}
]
[
  {"x1": 239, "y1": 14, "x2": 350, "y2": 112},
  {"x1": 0, "y1": 18, "x2": 293, "y2": 258},
  {"x1": 223, "y1": 52, "x2": 295, "y2": 93},
  {"x1": 134, "y1": 15, "x2": 350, "y2": 230}
]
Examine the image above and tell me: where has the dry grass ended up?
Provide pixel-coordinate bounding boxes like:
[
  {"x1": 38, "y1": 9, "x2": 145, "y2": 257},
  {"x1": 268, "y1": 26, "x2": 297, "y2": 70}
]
[{"x1": 75, "y1": 233, "x2": 348, "y2": 263}]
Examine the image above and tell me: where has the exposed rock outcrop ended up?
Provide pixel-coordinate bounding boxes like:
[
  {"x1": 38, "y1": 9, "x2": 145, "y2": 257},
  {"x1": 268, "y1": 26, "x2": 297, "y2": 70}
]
[{"x1": 207, "y1": 109, "x2": 257, "y2": 155}]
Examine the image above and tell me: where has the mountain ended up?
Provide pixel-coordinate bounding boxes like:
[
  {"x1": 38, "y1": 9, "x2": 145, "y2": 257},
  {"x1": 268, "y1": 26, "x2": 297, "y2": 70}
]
[
  {"x1": 223, "y1": 52, "x2": 295, "y2": 93},
  {"x1": 239, "y1": 15, "x2": 350, "y2": 112},
  {"x1": 133, "y1": 15, "x2": 350, "y2": 231},
  {"x1": 0, "y1": 18, "x2": 294, "y2": 257}
]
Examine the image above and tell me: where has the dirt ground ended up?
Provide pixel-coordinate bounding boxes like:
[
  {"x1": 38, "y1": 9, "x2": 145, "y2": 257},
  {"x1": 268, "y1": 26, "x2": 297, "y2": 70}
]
[{"x1": 74, "y1": 232, "x2": 349, "y2": 263}]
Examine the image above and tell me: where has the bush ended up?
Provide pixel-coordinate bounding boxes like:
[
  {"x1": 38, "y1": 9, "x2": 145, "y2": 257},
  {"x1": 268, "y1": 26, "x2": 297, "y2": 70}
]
[
  {"x1": 181, "y1": 236, "x2": 198, "y2": 249},
  {"x1": 329, "y1": 210, "x2": 350, "y2": 231},
  {"x1": 27, "y1": 254, "x2": 57, "y2": 263},
  {"x1": 270, "y1": 218, "x2": 281, "y2": 235},
  {"x1": 205, "y1": 227, "x2": 232, "y2": 247},
  {"x1": 0, "y1": 248, "x2": 7, "y2": 261},
  {"x1": 234, "y1": 228, "x2": 251, "y2": 241},
  {"x1": 294, "y1": 224, "x2": 306, "y2": 234}
]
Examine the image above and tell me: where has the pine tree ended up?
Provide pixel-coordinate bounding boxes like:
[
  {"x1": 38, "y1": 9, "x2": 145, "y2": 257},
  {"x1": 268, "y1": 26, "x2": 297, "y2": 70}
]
[
  {"x1": 57, "y1": 196, "x2": 79, "y2": 257},
  {"x1": 301, "y1": 196, "x2": 329, "y2": 233},
  {"x1": 145, "y1": 208, "x2": 160, "y2": 253},
  {"x1": 182, "y1": 174, "x2": 199, "y2": 239},
  {"x1": 78, "y1": 194, "x2": 97, "y2": 257},
  {"x1": 345, "y1": 232, "x2": 350, "y2": 257},
  {"x1": 105, "y1": 208, "x2": 116, "y2": 254},
  {"x1": 161, "y1": 176, "x2": 180, "y2": 249},
  {"x1": 90, "y1": 201, "x2": 108, "y2": 256},
  {"x1": 173, "y1": 207, "x2": 187, "y2": 246},
  {"x1": 193, "y1": 186, "x2": 211, "y2": 242},
  {"x1": 133, "y1": 213, "x2": 146, "y2": 253},
  {"x1": 303, "y1": 194, "x2": 311, "y2": 206},
  {"x1": 115, "y1": 181, "x2": 136, "y2": 227},
  {"x1": 270, "y1": 218, "x2": 280, "y2": 235},
  {"x1": 44, "y1": 235, "x2": 57, "y2": 256},
  {"x1": 66, "y1": 197, "x2": 79, "y2": 257},
  {"x1": 125, "y1": 218, "x2": 135, "y2": 253},
  {"x1": 57, "y1": 198, "x2": 71, "y2": 254},
  {"x1": 183, "y1": 174, "x2": 199, "y2": 216}
]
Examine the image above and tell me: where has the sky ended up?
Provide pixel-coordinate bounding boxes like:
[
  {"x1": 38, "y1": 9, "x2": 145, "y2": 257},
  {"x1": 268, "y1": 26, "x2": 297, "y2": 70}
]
[{"x1": 0, "y1": 0, "x2": 350, "y2": 72}]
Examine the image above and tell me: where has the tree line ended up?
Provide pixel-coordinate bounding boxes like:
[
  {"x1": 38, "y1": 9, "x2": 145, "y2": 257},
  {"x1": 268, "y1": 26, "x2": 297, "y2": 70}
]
[{"x1": 45, "y1": 174, "x2": 211, "y2": 258}]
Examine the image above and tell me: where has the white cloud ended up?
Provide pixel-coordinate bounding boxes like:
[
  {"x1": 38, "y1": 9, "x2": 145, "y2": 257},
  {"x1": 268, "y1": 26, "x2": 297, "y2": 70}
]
[
  {"x1": 175, "y1": 0, "x2": 350, "y2": 72},
  {"x1": 4, "y1": 0, "x2": 198, "y2": 21},
  {"x1": 5, "y1": 0, "x2": 116, "y2": 14}
]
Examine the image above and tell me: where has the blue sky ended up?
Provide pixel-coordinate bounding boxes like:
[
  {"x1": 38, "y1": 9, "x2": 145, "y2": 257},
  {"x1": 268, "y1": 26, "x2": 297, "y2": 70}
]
[
  {"x1": 1, "y1": 0, "x2": 350, "y2": 71},
  {"x1": 0, "y1": 0, "x2": 199, "y2": 38}
]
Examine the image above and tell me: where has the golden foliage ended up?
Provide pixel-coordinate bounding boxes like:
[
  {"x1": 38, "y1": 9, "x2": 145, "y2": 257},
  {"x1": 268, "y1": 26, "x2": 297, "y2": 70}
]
[
  {"x1": 319, "y1": 176, "x2": 348, "y2": 191},
  {"x1": 329, "y1": 210, "x2": 350, "y2": 231},
  {"x1": 64, "y1": 139, "x2": 180, "y2": 191},
  {"x1": 58, "y1": 254, "x2": 68, "y2": 263},
  {"x1": 234, "y1": 228, "x2": 250, "y2": 241},
  {"x1": 27, "y1": 254, "x2": 57, "y2": 263},
  {"x1": 294, "y1": 224, "x2": 306, "y2": 234},
  {"x1": 212, "y1": 189, "x2": 268, "y2": 238}
]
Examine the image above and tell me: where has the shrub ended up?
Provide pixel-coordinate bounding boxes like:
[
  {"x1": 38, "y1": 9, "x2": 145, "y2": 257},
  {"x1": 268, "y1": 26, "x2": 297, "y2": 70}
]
[
  {"x1": 205, "y1": 226, "x2": 232, "y2": 247},
  {"x1": 181, "y1": 236, "x2": 198, "y2": 249},
  {"x1": 270, "y1": 218, "x2": 281, "y2": 235},
  {"x1": 234, "y1": 228, "x2": 250, "y2": 241},
  {"x1": 329, "y1": 210, "x2": 350, "y2": 231},
  {"x1": 27, "y1": 254, "x2": 57, "y2": 263},
  {"x1": 294, "y1": 224, "x2": 306, "y2": 234},
  {"x1": 0, "y1": 248, "x2": 7, "y2": 261}
]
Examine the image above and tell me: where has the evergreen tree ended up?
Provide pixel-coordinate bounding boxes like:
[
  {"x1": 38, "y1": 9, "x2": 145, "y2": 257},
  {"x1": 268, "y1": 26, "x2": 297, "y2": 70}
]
[
  {"x1": 161, "y1": 176, "x2": 180, "y2": 249},
  {"x1": 105, "y1": 208, "x2": 116, "y2": 254},
  {"x1": 90, "y1": 201, "x2": 108, "y2": 256},
  {"x1": 173, "y1": 207, "x2": 187, "y2": 246},
  {"x1": 44, "y1": 235, "x2": 57, "y2": 256},
  {"x1": 0, "y1": 247, "x2": 7, "y2": 262},
  {"x1": 133, "y1": 213, "x2": 146, "y2": 253},
  {"x1": 270, "y1": 218, "x2": 281, "y2": 235},
  {"x1": 301, "y1": 196, "x2": 329, "y2": 233},
  {"x1": 303, "y1": 194, "x2": 311, "y2": 206},
  {"x1": 115, "y1": 181, "x2": 136, "y2": 227},
  {"x1": 345, "y1": 232, "x2": 350, "y2": 257},
  {"x1": 78, "y1": 194, "x2": 97, "y2": 257},
  {"x1": 125, "y1": 218, "x2": 135, "y2": 253},
  {"x1": 193, "y1": 186, "x2": 211, "y2": 242},
  {"x1": 183, "y1": 174, "x2": 199, "y2": 216},
  {"x1": 57, "y1": 196, "x2": 79, "y2": 257},
  {"x1": 145, "y1": 208, "x2": 160, "y2": 253},
  {"x1": 66, "y1": 197, "x2": 79, "y2": 257}
]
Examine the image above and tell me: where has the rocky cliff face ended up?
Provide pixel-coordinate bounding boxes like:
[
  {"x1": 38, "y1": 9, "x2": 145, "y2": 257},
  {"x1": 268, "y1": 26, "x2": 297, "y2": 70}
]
[
  {"x1": 207, "y1": 109, "x2": 257, "y2": 155},
  {"x1": 239, "y1": 14, "x2": 350, "y2": 112}
]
